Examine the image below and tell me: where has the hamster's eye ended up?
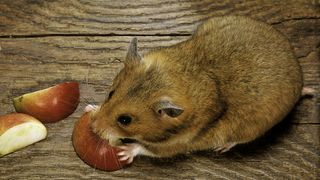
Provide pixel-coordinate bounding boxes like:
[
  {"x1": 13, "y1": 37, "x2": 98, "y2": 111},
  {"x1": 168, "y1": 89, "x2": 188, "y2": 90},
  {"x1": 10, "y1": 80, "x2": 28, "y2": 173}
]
[
  {"x1": 108, "y1": 90, "x2": 115, "y2": 100},
  {"x1": 117, "y1": 115, "x2": 132, "y2": 126}
]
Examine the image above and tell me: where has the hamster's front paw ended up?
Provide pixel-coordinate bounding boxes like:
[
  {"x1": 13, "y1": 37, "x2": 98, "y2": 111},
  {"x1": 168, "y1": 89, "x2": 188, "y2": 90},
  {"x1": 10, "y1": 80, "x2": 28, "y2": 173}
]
[
  {"x1": 84, "y1": 104, "x2": 99, "y2": 112},
  {"x1": 117, "y1": 143, "x2": 143, "y2": 164}
]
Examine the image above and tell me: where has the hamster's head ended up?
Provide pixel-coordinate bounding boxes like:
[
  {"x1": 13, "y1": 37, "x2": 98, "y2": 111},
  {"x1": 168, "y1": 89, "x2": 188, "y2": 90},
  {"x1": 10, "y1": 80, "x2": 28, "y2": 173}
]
[{"x1": 90, "y1": 38, "x2": 192, "y2": 146}]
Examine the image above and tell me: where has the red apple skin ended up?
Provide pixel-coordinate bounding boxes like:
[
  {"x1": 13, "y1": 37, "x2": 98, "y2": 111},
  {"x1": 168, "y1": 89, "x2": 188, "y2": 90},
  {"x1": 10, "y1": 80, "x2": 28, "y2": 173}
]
[
  {"x1": 72, "y1": 113, "x2": 127, "y2": 171},
  {"x1": 0, "y1": 113, "x2": 37, "y2": 136},
  {"x1": 13, "y1": 82, "x2": 80, "y2": 123}
]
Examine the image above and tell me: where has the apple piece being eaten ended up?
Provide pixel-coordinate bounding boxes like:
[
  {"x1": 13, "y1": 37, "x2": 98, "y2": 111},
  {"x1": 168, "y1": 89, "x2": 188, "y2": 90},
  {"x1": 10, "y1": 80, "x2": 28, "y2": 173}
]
[
  {"x1": 13, "y1": 82, "x2": 80, "y2": 123},
  {"x1": 72, "y1": 113, "x2": 127, "y2": 171},
  {"x1": 0, "y1": 113, "x2": 47, "y2": 157}
]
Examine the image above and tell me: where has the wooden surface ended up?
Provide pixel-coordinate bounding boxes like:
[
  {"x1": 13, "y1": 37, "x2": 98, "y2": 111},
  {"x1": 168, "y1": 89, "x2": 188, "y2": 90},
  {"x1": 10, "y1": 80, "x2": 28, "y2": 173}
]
[{"x1": 0, "y1": 0, "x2": 319, "y2": 179}]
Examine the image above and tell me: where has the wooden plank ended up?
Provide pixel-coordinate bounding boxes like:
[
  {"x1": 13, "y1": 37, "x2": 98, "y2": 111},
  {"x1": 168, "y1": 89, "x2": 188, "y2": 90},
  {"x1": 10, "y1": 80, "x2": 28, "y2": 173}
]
[
  {"x1": 0, "y1": 114, "x2": 318, "y2": 179},
  {"x1": 0, "y1": 36, "x2": 318, "y2": 123},
  {"x1": 0, "y1": 0, "x2": 319, "y2": 36},
  {"x1": 0, "y1": 36, "x2": 318, "y2": 178},
  {"x1": 0, "y1": 1, "x2": 319, "y2": 178}
]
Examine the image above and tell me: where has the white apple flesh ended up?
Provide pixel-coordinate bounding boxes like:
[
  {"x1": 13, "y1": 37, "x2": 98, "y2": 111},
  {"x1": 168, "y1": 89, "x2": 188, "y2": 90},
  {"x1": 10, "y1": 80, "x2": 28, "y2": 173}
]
[{"x1": 0, "y1": 113, "x2": 47, "y2": 157}]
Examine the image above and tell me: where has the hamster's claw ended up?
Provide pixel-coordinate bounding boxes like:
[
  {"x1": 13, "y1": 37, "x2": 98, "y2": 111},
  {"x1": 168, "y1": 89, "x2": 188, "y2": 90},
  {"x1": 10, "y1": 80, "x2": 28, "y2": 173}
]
[
  {"x1": 117, "y1": 143, "x2": 142, "y2": 164},
  {"x1": 214, "y1": 143, "x2": 237, "y2": 153}
]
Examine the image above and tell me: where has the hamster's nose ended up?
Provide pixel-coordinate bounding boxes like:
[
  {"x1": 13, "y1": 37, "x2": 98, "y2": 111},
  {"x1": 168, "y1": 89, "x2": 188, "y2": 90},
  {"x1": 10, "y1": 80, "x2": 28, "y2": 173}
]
[{"x1": 117, "y1": 115, "x2": 132, "y2": 126}]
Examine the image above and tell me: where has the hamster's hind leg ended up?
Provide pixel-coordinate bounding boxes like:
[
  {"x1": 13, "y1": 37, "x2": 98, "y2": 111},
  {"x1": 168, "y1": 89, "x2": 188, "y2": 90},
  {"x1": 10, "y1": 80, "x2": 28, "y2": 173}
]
[{"x1": 214, "y1": 142, "x2": 237, "y2": 153}]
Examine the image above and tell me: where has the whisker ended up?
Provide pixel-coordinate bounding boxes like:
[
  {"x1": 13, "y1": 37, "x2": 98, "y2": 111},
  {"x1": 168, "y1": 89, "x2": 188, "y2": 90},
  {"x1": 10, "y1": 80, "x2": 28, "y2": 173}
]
[
  {"x1": 81, "y1": 137, "x2": 92, "y2": 161},
  {"x1": 103, "y1": 141, "x2": 107, "y2": 171},
  {"x1": 93, "y1": 137, "x2": 104, "y2": 170},
  {"x1": 112, "y1": 145, "x2": 122, "y2": 170}
]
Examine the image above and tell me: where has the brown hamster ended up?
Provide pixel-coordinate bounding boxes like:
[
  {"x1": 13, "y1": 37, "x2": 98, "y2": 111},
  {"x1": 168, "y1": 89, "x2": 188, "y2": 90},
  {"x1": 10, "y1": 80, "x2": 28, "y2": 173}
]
[{"x1": 87, "y1": 16, "x2": 303, "y2": 163}]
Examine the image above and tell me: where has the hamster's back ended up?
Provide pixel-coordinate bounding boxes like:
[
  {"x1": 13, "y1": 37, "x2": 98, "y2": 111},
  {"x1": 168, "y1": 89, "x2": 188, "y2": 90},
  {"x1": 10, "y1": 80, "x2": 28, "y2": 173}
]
[
  {"x1": 180, "y1": 16, "x2": 303, "y2": 137},
  {"x1": 144, "y1": 16, "x2": 303, "y2": 143}
]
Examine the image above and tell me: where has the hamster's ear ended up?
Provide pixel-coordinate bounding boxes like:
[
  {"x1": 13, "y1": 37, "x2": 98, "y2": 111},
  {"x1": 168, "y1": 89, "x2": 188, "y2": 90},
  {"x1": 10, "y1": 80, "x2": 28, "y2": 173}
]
[
  {"x1": 153, "y1": 100, "x2": 184, "y2": 118},
  {"x1": 125, "y1": 37, "x2": 141, "y2": 65}
]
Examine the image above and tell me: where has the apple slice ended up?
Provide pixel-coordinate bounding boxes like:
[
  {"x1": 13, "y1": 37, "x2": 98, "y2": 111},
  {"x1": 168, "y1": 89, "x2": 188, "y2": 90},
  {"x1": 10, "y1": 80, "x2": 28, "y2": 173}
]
[
  {"x1": 13, "y1": 82, "x2": 80, "y2": 123},
  {"x1": 0, "y1": 113, "x2": 47, "y2": 157},
  {"x1": 72, "y1": 113, "x2": 127, "y2": 171}
]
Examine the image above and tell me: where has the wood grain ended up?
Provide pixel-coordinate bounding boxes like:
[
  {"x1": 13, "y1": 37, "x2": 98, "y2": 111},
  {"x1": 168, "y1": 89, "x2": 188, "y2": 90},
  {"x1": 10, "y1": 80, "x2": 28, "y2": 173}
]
[
  {"x1": 0, "y1": 0, "x2": 319, "y2": 36},
  {"x1": 0, "y1": 0, "x2": 319, "y2": 179},
  {"x1": 0, "y1": 115, "x2": 318, "y2": 179},
  {"x1": 0, "y1": 36, "x2": 318, "y2": 123},
  {"x1": 0, "y1": 36, "x2": 319, "y2": 179}
]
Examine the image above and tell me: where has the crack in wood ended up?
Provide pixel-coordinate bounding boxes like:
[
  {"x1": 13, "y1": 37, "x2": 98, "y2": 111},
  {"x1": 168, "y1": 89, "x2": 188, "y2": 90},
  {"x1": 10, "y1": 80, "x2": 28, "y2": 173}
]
[
  {"x1": 0, "y1": 17, "x2": 318, "y2": 39},
  {"x1": 0, "y1": 33, "x2": 191, "y2": 39},
  {"x1": 270, "y1": 16, "x2": 320, "y2": 25}
]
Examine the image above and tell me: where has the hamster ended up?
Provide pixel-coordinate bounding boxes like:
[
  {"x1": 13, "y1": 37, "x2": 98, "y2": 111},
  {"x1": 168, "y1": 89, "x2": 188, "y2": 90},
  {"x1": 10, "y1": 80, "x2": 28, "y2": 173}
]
[{"x1": 86, "y1": 16, "x2": 304, "y2": 164}]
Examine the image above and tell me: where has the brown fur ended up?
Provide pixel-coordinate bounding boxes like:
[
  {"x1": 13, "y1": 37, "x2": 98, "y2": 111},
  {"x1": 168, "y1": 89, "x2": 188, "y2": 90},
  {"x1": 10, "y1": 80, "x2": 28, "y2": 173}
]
[{"x1": 91, "y1": 16, "x2": 303, "y2": 157}]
